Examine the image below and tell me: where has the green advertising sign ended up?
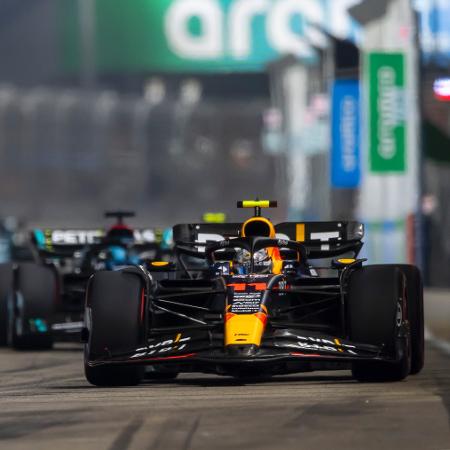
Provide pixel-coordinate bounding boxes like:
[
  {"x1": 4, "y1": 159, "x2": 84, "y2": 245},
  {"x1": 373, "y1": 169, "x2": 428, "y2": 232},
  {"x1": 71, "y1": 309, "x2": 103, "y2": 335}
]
[
  {"x1": 367, "y1": 53, "x2": 406, "y2": 173},
  {"x1": 62, "y1": 0, "x2": 325, "y2": 74}
]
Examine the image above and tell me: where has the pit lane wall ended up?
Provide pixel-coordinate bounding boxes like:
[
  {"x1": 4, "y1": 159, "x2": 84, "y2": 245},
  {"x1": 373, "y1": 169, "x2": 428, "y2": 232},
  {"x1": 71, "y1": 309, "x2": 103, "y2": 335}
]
[{"x1": 425, "y1": 290, "x2": 450, "y2": 343}]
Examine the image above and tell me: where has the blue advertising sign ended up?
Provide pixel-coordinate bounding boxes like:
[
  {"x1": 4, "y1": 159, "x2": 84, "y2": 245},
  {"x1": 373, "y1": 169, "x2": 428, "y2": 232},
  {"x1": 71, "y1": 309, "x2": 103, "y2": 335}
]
[
  {"x1": 331, "y1": 79, "x2": 360, "y2": 188},
  {"x1": 416, "y1": 0, "x2": 450, "y2": 64}
]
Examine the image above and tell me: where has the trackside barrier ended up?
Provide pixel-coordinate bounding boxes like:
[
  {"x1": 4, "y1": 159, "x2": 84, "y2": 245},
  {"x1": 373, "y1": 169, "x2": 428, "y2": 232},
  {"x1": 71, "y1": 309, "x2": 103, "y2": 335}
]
[{"x1": 425, "y1": 289, "x2": 450, "y2": 343}]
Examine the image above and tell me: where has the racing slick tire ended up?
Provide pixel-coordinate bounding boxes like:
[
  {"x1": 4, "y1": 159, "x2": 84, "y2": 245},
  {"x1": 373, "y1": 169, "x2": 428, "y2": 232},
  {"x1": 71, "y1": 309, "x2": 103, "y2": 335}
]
[
  {"x1": 348, "y1": 265, "x2": 411, "y2": 382},
  {"x1": 388, "y1": 265, "x2": 424, "y2": 375},
  {"x1": 84, "y1": 271, "x2": 145, "y2": 386},
  {"x1": 0, "y1": 263, "x2": 13, "y2": 346},
  {"x1": 8, "y1": 263, "x2": 56, "y2": 350}
]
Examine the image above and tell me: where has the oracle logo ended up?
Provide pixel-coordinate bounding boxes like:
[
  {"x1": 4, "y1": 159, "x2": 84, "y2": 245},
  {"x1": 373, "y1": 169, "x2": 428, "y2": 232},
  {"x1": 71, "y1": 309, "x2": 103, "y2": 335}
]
[{"x1": 164, "y1": 0, "x2": 323, "y2": 60}]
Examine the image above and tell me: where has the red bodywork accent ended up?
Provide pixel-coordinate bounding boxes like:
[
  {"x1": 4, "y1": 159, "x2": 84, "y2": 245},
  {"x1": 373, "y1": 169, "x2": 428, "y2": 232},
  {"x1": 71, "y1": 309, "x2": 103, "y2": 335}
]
[
  {"x1": 227, "y1": 283, "x2": 267, "y2": 292},
  {"x1": 249, "y1": 282, "x2": 267, "y2": 291},
  {"x1": 140, "y1": 289, "x2": 145, "y2": 323},
  {"x1": 254, "y1": 312, "x2": 268, "y2": 326},
  {"x1": 270, "y1": 247, "x2": 281, "y2": 259},
  {"x1": 225, "y1": 312, "x2": 236, "y2": 322},
  {"x1": 137, "y1": 353, "x2": 197, "y2": 362},
  {"x1": 227, "y1": 283, "x2": 246, "y2": 291},
  {"x1": 109, "y1": 224, "x2": 133, "y2": 232},
  {"x1": 290, "y1": 352, "x2": 322, "y2": 358}
]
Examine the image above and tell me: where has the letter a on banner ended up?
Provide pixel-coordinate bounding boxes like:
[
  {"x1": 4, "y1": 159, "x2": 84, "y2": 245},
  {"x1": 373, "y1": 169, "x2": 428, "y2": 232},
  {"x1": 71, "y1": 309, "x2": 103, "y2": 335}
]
[{"x1": 367, "y1": 52, "x2": 406, "y2": 173}]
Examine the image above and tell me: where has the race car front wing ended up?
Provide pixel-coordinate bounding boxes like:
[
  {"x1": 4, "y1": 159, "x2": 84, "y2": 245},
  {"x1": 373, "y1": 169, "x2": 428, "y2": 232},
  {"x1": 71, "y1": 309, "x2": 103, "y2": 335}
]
[{"x1": 86, "y1": 328, "x2": 393, "y2": 370}]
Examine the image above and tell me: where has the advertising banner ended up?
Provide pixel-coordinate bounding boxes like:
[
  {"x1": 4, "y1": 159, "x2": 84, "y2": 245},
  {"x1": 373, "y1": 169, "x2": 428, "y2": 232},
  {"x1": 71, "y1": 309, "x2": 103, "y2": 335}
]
[
  {"x1": 416, "y1": 0, "x2": 450, "y2": 64},
  {"x1": 331, "y1": 79, "x2": 360, "y2": 188},
  {"x1": 367, "y1": 52, "x2": 406, "y2": 173},
  {"x1": 62, "y1": 0, "x2": 359, "y2": 74}
]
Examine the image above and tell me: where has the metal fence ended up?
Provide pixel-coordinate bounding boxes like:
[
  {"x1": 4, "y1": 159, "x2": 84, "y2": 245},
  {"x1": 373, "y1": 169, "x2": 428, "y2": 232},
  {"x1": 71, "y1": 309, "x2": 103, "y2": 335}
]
[{"x1": 0, "y1": 86, "x2": 287, "y2": 228}]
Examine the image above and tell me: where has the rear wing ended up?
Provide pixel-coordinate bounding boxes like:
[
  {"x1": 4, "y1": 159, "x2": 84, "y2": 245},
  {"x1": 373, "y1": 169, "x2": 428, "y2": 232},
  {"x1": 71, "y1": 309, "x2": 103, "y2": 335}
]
[
  {"x1": 173, "y1": 223, "x2": 242, "y2": 246},
  {"x1": 173, "y1": 221, "x2": 364, "y2": 258},
  {"x1": 32, "y1": 228, "x2": 164, "y2": 255},
  {"x1": 275, "y1": 222, "x2": 364, "y2": 258}
]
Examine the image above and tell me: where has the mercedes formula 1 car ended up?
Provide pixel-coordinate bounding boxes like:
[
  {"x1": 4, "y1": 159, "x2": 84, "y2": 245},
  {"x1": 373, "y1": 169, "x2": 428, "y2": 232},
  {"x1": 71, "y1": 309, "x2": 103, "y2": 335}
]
[
  {"x1": 0, "y1": 212, "x2": 172, "y2": 350},
  {"x1": 83, "y1": 201, "x2": 424, "y2": 385}
]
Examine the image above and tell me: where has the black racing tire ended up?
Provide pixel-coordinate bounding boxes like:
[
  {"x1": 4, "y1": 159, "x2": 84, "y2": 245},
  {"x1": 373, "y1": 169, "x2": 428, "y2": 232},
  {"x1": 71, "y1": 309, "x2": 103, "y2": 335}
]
[
  {"x1": 387, "y1": 265, "x2": 424, "y2": 375},
  {"x1": 8, "y1": 263, "x2": 56, "y2": 350},
  {"x1": 84, "y1": 270, "x2": 145, "y2": 387},
  {"x1": 348, "y1": 265, "x2": 411, "y2": 382},
  {"x1": 84, "y1": 364, "x2": 144, "y2": 387},
  {"x1": 0, "y1": 263, "x2": 13, "y2": 346}
]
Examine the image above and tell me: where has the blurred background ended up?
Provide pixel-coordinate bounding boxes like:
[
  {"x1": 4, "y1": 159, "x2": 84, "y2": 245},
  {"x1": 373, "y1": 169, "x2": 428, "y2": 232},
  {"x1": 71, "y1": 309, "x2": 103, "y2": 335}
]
[{"x1": 0, "y1": 0, "x2": 448, "y2": 286}]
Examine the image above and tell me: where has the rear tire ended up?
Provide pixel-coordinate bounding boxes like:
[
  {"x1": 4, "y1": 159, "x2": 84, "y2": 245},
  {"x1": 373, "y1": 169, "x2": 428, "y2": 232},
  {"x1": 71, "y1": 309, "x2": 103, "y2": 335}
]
[
  {"x1": 8, "y1": 263, "x2": 56, "y2": 350},
  {"x1": 0, "y1": 263, "x2": 13, "y2": 346},
  {"x1": 84, "y1": 270, "x2": 145, "y2": 386},
  {"x1": 348, "y1": 265, "x2": 410, "y2": 382}
]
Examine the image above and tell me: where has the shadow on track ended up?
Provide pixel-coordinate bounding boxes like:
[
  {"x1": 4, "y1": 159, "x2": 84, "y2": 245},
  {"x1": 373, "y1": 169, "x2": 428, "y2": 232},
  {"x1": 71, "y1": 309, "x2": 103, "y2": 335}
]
[
  {"x1": 48, "y1": 373, "x2": 354, "y2": 390},
  {"x1": 165, "y1": 373, "x2": 354, "y2": 387}
]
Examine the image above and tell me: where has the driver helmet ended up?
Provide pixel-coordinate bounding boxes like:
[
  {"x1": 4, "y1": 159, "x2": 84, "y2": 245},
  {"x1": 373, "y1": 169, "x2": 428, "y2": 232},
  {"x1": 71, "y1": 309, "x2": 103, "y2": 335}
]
[
  {"x1": 108, "y1": 245, "x2": 128, "y2": 265},
  {"x1": 234, "y1": 217, "x2": 278, "y2": 274},
  {"x1": 104, "y1": 225, "x2": 138, "y2": 269},
  {"x1": 105, "y1": 225, "x2": 135, "y2": 245}
]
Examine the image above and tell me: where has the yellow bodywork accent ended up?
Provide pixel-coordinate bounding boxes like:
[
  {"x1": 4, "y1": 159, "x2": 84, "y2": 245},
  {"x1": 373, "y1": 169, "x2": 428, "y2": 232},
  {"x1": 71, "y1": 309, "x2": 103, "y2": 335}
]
[
  {"x1": 175, "y1": 333, "x2": 181, "y2": 343},
  {"x1": 151, "y1": 261, "x2": 170, "y2": 267},
  {"x1": 44, "y1": 229, "x2": 54, "y2": 250},
  {"x1": 334, "y1": 338, "x2": 344, "y2": 353},
  {"x1": 271, "y1": 257, "x2": 283, "y2": 275},
  {"x1": 225, "y1": 314, "x2": 266, "y2": 346},
  {"x1": 241, "y1": 217, "x2": 276, "y2": 238},
  {"x1": 296, "y1": 223, "x2": 306, "y2": 242},
  {"x1": 337, "y1": 258, "x2": 356, "y2": 264},
  {"x1": 203, "y1": 212, "x2": 226, "y2": 223}
]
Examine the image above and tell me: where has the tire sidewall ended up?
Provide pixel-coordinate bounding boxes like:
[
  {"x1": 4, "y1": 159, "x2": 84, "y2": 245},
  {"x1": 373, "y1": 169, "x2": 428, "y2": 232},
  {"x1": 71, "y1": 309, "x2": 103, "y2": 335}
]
[
  {"x1": 348, "y1": 265, "x2": 411, "y2": 381},
  {"x1": 383, "y1": 264, "x2": 424, "y2": 375}
]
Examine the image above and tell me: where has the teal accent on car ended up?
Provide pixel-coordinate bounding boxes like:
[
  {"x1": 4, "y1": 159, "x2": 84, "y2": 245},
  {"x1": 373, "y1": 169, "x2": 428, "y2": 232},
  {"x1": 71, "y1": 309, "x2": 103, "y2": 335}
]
[
  {"x1": 161, "y1": 228, "x2": 173, "y2": 250},
  {"x1": 33, "y1": 229, "x2": 46, "y2": 249},
  {"x1": 29, "y1": 318, "x2": 48, "y2": 333}
]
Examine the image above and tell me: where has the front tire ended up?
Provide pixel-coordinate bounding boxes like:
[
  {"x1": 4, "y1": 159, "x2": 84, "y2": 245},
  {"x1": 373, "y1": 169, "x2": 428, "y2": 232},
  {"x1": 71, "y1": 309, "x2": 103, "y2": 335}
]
[
  {"x1": 85, "y1": 364, "x2": 144, "y2": 387},
  {"x1": 348, "y1": 265, "x2": 411, "y2": 382},
  {"x1": 389, "y1": 265, "x2": 424, "y2": 375},
  {"x1": 84, "y1": 270, "x2": 145, "y2": 386}
]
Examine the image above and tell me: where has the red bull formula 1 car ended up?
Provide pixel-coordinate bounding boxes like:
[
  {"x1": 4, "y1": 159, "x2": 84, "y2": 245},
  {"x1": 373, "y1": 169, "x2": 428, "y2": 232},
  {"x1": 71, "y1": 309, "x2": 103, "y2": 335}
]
[{"x1": 83, "y1": 201, "x2": 424, "y2": 386}]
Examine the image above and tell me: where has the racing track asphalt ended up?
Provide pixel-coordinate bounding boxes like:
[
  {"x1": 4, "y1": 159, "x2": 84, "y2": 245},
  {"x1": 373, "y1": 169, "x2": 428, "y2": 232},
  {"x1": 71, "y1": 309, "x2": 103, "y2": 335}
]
[{"x1": 1, "y1": 342, "x2": 450, "y2": 448}]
